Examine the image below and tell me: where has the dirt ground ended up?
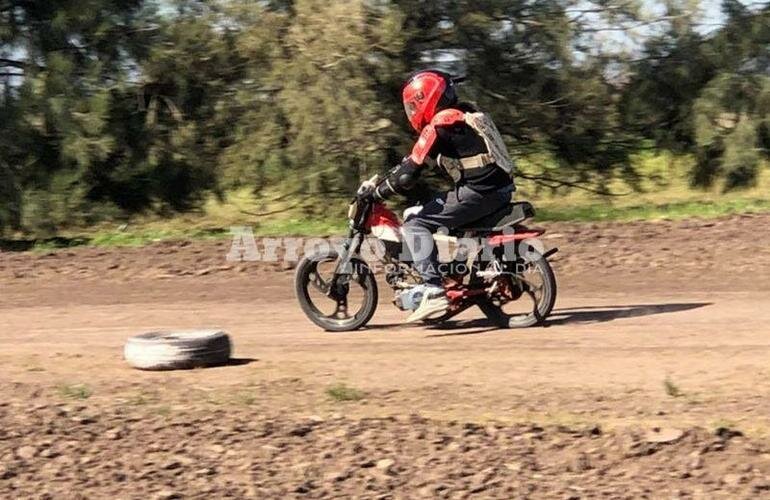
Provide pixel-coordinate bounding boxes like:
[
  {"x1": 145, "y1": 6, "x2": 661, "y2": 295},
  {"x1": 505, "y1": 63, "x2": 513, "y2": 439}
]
[{"x1": 2, "y1": 213, "x2": 770, "y2": 498}]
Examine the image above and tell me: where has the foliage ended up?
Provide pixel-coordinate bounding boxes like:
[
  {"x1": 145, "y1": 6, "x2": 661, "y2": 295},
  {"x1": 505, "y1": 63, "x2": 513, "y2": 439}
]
[
  {"x1": 57, "y1": 383, "x2": 93, "y2": 400},
  {"x1": 626, "y1": 1, "x2": 770, "y2": 189},
  {"x1": 0, "y1": 0, "x2": 769, "y2": 236},
  {"x1": 664, "y1": 376, "x2": 683, "y2": 398},
  {"x1": 693, "y1": 73, "x2": 770, "y2": 189},
  {"x1": 326, "y1": 383, "x2": 366, "y2": 402}
]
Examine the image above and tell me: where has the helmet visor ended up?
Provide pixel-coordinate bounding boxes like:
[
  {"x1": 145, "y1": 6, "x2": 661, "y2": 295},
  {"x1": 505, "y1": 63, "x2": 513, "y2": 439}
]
[{"x1": 403, "y1": 100, "x2": 418, "y2": 121}]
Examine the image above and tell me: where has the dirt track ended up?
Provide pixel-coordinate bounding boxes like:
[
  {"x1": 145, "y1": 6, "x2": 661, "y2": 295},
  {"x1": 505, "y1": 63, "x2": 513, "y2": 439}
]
[{"x1": 2, "y1": 214, "x2": 770, "y2": 498}]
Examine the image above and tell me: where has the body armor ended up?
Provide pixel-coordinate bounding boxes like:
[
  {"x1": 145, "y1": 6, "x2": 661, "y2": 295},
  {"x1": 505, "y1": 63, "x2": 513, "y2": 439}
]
[{"x1": 411, "y1": 109, "x2": 514, "y2": 182}]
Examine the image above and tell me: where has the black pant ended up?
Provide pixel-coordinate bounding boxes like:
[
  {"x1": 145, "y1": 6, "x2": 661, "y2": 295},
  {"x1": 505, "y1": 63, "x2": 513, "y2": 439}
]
[{"x1": 402, "y1": 183, "x2": 513, "y2": 286}]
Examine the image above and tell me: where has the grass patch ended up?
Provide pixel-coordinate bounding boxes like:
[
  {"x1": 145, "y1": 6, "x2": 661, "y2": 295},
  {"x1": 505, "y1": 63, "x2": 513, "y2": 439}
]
[
  {"x1": 42, "y1": 227, "x2": 227, "y2": 250},
  {"x1": 663, "y1": 377, "x2": 683, "y2": 398},
  {"x1": 233, "y1": 391, "x2": 257, "y2": 406},
  {"x1": 326, "y1": 383, "x2": 365, "y2": 402},
  {"x1": 153, "y1": 405, "x2": 172, "y2": 416},
  {"x1": 524, "y1": 153, "x2": 770, "y2": 221},
  {"x1": 88, "y1": 227, "x2": 229, "y2": 247},
  {"x1": 537, "y1": 198, "x2": 770, "y2": 222},
  {"x1": 57, "y1": 383, "x2": 92, "y2": 400},
  {"x1": 3, "y1": 155, "x2": 769, "y2": 248},
  {"x1": 711, "y1": 418, "x2": 740, "y2": 433},
  {"x1": 124, "y1": 390, "x2": 160, "y2": 406},
  {"x1": 3, "y1": 194, "x2": 768, "y2": 250},
  {"x1": 251, "y1": 218, "x2": 348, "y2": 237}
]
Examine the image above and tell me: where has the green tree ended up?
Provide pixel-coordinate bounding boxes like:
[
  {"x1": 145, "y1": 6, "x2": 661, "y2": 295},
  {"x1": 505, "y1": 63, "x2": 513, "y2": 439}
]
[
  {"x1": 623, "y1": 0, "x2": 769, "y2": 189},
  {"x1": 0, "y1": 0, "x2": 245, "y2": 233},
  {"x1": 218, "y1": 0, "x2": 406, "y2": 213},
  {"x1": 693, "y1": 72, "x2": 770, "y2": 189},
  {"x1": 396, "y1": 0, "x2": 645, "y2": 192},
  {"x1": 218, "y1": 1, "x2": 291, "y2": 192},
  {"x1": 0, "y1": 0, "x2": 152, "y2": 233},
  {"x1": 690, "y1": 2, "x2": 769, "y2": 189},
  {"x1": 280, "y1": 0, "x2": 404, "y2": 192},
  {"x1": 89, "y1": 1, "x2": 244, "y2": 212}
]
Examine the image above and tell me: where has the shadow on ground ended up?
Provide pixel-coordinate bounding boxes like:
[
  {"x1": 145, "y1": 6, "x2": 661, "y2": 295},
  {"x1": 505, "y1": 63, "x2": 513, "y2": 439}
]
[
  {"x1": 547, "y1": 302, "x2": 712, "y2": 325},
  {"x1": 203, "y1": 358, "x2": 258, "y2": 369},
  {"x1": 420, "y1": 302, "x2": 712, "y2": 337},
  {"x1": 226, "y1": 357, "x2": 258, "y2": 366},
  {"x1": 0, "y1": 236, "x2": 90, "y2": 252}
]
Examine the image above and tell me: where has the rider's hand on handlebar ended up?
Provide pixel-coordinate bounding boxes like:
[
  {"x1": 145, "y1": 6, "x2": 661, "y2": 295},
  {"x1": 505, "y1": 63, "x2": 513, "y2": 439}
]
[
  {"x1": 356, "y1": 180, "x2": 376, "y2": 198},
  {"x1": 356, "y1": 174, "x2": 380, "y2": 200}
]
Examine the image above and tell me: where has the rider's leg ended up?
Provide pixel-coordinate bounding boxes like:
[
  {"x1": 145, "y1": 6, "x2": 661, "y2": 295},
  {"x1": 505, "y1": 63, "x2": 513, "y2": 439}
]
[{"x1": 401, "y1": 185, "x2": 511, "y2": 321}]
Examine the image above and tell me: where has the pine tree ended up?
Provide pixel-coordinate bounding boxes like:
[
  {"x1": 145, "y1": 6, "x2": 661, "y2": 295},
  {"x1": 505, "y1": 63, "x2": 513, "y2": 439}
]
[{"x1": 275, "y1": 0, "x2": 404, "y2": 194}]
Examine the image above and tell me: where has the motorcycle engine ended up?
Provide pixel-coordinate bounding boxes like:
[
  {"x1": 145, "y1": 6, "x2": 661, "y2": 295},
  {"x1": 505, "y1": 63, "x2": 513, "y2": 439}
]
[{"x1": 394, "y1": 286, "x2": 426, "y2": 311}]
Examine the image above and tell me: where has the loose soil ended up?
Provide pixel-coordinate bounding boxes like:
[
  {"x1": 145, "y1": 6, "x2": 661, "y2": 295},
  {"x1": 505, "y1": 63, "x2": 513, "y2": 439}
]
[{"x1": 2, "y1": 214, "x2": 770, "y2": 498}]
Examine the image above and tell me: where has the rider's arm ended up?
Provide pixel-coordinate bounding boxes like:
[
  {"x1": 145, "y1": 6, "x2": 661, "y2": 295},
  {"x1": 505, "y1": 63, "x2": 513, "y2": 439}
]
[
  {"x1": 373, "y1": 158, "x2": 420, "y2": 200},
  {"x1": 374, "y1": 126, "x2": 441, "y2": 201}
]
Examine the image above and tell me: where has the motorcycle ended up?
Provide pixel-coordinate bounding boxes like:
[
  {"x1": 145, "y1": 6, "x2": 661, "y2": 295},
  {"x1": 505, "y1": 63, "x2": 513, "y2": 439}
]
[{"x1": 294, "y1": 174, "x2": 558, "y2": 332}]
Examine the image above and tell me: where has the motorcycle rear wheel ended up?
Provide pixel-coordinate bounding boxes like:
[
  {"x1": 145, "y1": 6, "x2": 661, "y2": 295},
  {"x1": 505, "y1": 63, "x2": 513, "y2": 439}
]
[
  {"x1": 295, "y1": 250, "x2": 378, "y2": 332},
  {"x1": 478, "y1": 254, "x2": 557, "y2": 328}
]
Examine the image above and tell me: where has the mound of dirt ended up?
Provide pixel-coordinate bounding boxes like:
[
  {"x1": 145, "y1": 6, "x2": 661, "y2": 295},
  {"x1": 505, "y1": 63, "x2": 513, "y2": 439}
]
[{"x1": 2, "y1": 403, "x2": 769, "y2": 498}]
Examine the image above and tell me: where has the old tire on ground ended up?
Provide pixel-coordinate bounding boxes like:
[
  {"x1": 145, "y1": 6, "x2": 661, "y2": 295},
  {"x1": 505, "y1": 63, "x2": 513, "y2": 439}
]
[{"x1": 124, "y1": 330, "x2": 232, "y2": 370}]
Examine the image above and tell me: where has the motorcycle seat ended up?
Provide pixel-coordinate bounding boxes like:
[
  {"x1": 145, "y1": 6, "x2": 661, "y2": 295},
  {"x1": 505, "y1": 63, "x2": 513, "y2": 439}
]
[{"x1": 460, "y1": 201, "x2": 535, "y2": 232}]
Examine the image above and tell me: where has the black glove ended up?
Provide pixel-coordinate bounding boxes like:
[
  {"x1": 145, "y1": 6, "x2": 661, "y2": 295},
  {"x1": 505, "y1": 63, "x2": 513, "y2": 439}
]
[{"x1": 374, "y1": 158, "x2": 421, "y2": 201}]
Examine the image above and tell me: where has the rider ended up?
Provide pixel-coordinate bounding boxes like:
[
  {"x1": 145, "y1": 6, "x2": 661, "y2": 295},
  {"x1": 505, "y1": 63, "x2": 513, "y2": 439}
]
[{"x1": 368, "y1": 70, "x2": 516, "y2": 322}]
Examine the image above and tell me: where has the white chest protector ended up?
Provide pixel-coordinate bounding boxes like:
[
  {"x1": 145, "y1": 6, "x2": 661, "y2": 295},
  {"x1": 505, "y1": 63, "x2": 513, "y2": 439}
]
[{"x1": 436, "y1": 112, "x2": 515, "y2": 182}]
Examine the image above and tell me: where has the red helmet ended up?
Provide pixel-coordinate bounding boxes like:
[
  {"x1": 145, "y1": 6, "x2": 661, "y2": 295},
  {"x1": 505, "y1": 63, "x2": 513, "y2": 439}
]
[{"x1": 401, "y1": 70, "x2": 458, "y2": 132}]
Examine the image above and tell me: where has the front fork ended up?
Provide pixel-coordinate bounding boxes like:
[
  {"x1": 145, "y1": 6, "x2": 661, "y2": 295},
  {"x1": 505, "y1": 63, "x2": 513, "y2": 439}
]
[{"x1": 328, "y1": 230, "x2": 365, "y2": 300}]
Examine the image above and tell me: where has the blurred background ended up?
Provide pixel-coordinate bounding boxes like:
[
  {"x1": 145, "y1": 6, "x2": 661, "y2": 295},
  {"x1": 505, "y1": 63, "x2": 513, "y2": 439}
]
[{"x1": 0, "y1": 0, "x2": 768, "y2": 241}]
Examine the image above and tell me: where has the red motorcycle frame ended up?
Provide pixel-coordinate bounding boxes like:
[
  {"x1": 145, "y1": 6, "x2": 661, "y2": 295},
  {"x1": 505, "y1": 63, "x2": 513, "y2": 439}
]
[{"x1": 294, "y1": 184, "x2": 558, "y2": 332}]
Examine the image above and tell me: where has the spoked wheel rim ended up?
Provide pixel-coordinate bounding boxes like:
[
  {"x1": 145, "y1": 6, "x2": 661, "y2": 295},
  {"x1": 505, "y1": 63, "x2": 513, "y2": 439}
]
[
  {"x1": 299, "y1": 255, "x2": 374, "y2": 329},
  {"x1": 484, "y1": 256, "x2": 556, "y2": 328}
]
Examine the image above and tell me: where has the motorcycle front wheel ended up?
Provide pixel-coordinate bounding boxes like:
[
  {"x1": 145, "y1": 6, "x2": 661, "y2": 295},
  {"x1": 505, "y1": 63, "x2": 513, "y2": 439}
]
[{"x1": 294, "y1": 250, "x2": 378, "y2": 332}]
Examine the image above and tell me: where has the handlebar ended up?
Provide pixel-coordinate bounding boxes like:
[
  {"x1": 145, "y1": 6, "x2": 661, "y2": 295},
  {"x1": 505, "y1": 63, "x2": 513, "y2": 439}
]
[{"x1": 354, "y1": 163, "x2": 400, "y2": 201}]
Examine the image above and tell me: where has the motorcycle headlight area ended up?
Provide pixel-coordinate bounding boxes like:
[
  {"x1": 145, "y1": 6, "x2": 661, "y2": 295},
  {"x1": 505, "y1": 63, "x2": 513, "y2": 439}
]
[{"x1": 347, "y1": 201, "x2": 359, "y2": 220}]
